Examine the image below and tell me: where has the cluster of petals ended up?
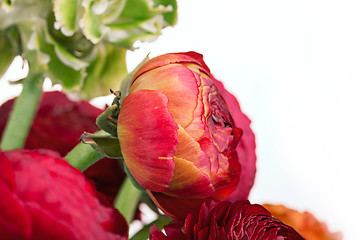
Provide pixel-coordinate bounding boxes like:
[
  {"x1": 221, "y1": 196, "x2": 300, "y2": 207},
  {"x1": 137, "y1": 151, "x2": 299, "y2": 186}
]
[
  {"x1": 0, "y1": 149, "x2": 128, "y2": 239},
  {"x1": 150, "y1": 200, "x2": 304, "y2": 240}
]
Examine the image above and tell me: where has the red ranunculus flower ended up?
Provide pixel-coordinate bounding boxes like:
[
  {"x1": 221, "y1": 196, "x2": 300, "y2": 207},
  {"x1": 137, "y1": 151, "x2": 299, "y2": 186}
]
[
  {"x1": 0, "y1": 149, "x2": 128, "y2": 240},
  {"x1": 0, "y1": 91, "x2": 125, "y2": 203},
  {"x1": 149, "y1": 200, "x2": 304, "y2": 240},
  {"x1": 117, "y1": 52, "x2": 256, "y2": 220}
]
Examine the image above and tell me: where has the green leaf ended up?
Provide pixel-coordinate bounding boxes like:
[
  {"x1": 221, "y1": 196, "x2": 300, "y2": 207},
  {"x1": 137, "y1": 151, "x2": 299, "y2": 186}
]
[
  {"x1": 120, "y1": 0, "x2": 154, "y2": 19},
  {"x1": 153, "y1": 0, "x2": 177, "y2": 26},
  {"x1": 22, "y1": 22, "x2": 86, "y2": 90},
  {"x1": 81, "y1": 42, "x2": 127, "y2": 99},
  {"x1": 53, "y1": 0, "x2": 78, "y2": 36},
  {"x1": 101, "y1": 0, "x2": 127, "y2": 24},
  {"x1": 80, "y1": 132, "x2": 123, "y2": 158},
  {"x1": 81, "y1": 1, "x2": 103, "y2": 44},
  {"x1": 105, "y1": 0, "x2": 176, "y2": 48}
]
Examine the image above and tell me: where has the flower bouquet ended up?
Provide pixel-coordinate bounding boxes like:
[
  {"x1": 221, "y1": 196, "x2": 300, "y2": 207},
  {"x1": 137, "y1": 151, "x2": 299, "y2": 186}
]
[{"x1": 0, "y1": 1, "x2": 341, "y2": 239}]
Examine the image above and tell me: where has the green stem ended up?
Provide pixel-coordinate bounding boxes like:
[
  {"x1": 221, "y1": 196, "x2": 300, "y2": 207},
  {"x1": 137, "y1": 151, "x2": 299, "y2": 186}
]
[
  {"x1": 130, "y1": 215, "x2": 172, "y2": 240},
  {"x1": 65, "y1": 141, "x2": 104, "y2": 172},
  {"x1": 114, "y1": 177, "x2": 142, "y2": 224},
  {"x1": 0, "y1": 73, "x2": 44, "y2": 150}
]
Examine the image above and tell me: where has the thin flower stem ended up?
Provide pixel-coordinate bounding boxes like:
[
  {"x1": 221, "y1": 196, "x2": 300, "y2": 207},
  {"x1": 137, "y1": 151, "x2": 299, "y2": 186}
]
[
  {"x1": 65, "y1": 136, "x2": 104, "y2": 172},
  {"x1": 130, "y1": 215, "x2": 172, "y2": 240},
  {"x1": 114, "y1": 177, "x2": 143, "y2": 224},
  {"x1": 0, "y1": 73, "x2": 44, "y2": 150}
]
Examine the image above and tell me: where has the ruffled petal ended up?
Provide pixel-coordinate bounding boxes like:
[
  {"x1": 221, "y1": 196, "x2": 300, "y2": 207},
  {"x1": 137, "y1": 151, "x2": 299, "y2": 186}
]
[
  {"x1": 175, "y1": 125, "x2": 211, "y2": 177},
  {"x1": 213, "y1": 79, "x2": 257, "y2": 201},
  {"x1": 118, "y1": 90, "x2": 178, "y2": 192}
]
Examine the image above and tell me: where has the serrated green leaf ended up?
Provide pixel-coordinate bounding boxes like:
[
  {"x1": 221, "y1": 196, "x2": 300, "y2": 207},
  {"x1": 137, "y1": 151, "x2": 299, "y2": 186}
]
[
  {"x1": 106, "y1": 17, "x2": 163, "y2": 48},
  {"x1": 153, "y1": 0, "x2": 177, "y2": 26},
  {"x1": 53, "y1": 0, "x2": 78, "y2": 36},
  {"x1": 120, "y1": 0, "x2": 153, "y2": 19},
  {"x1": 81, "y1": 1, "x2": 103, "y2": 44},
  {"x1": 24, "y1": 22, "x2": 85, "y2": 90},
  {"x1": 105, "y1": 0, "x2": 176, "y2": 48},
  {"x1": 101, "y1": 0, "x2": 127, "y2": 24},
  {"x1": 119, "y1": 0, "x2": 175, "y2": 22}
]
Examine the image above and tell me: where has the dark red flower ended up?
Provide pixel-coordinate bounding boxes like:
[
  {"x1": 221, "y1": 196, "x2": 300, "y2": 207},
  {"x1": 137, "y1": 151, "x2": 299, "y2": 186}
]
[
  {"x1": 0, "y1": 91, "x2": 124, "y2": 203},
  {"x1": 0, "y1": 149, "x2": 128, "y2": 240},
  {"x1": 150, "y1": 200, "x2": 304, "y2": 240}
]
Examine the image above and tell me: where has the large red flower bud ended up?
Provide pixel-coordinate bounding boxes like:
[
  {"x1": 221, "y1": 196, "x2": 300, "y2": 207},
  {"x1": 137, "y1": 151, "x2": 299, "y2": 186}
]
[
  {"x1": 150, "y1": 200, "x2": 304, "y2": 240},
  {"x1": 117, "y1": 52, "x2": 256, "y2": 220},
  {"x1": 0, "y1": 149, "x2": 128, "y2": 239}
]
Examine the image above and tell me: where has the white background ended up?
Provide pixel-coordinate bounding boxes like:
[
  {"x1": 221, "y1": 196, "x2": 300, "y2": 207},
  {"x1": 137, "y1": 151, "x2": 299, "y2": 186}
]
[{"x1": 1, "y1": 1, "x2": 359, "y2": 239}]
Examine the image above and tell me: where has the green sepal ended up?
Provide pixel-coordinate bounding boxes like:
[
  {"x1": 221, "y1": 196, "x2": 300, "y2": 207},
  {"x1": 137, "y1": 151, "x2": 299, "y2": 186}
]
[
  {"x1": 123, "y1": 161, "x2": 146, "y2": 192},
  {"x1": 80, "y1": 132, "x2": 122, "y2": 158},
  {"x1": 96, "y1": 103, "x2": 120, "y2": 136},
  {"x1": 119, "y1": 53, "x2": 150, "y2": 105}
]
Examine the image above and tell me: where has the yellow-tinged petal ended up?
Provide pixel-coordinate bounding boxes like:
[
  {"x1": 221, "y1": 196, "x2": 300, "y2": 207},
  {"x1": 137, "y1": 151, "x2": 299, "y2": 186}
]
[
  {"x1": 164, "y1": 156, "x2": 214, "y2": 198},
  {"x1": 130, "y1": 64, "x2": 199, "y2": 128},
  {"x1": 175, "y1": 125, "x2": 210, "y2": 177}
]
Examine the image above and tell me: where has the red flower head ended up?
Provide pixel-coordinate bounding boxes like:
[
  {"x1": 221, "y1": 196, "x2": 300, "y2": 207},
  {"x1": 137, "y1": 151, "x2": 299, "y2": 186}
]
[
  {"x1": 0, "y1": 91, "x2": 125, "y2": 203},
  {"x1": 150, "y1": 200, "x2": 304, "y2": 240},
  {"x1": 117, "y1": 52, "x2": 256, "y2": 220},
  {"x1": 0, "y1": 149, "x2": 128, "y2": 239}
]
